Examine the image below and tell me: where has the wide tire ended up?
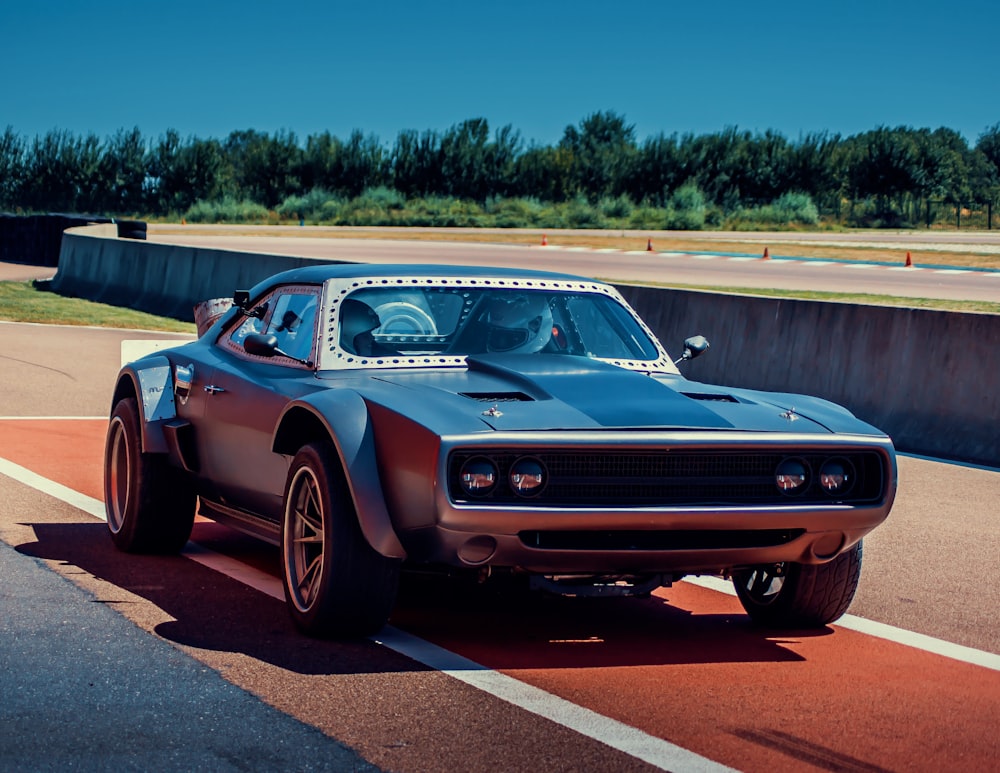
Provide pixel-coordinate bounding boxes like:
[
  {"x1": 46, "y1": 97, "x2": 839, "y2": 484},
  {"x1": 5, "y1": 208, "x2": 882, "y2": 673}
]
[
  {"x1": 732, "y1": 541, "x2": 863, "y2": 627},
  {"x1": 104, "y1": 397, "x2": 195, "y2": 553},
  {"x1": 281, "y1": 442, "x2": 400, "y2": 638}
]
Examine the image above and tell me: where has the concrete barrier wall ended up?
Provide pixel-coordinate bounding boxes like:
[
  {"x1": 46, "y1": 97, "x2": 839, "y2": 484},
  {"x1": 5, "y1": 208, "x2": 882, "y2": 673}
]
[
  {"x1": 616, "y1": 285, "x2": 1000, "y2": 467},
  {"x1": 52, "y1": 226, "x2": 1000, "y2": 466},
  {"x1": 52, "y1": 227, "x2": 332, "y2": 319}
]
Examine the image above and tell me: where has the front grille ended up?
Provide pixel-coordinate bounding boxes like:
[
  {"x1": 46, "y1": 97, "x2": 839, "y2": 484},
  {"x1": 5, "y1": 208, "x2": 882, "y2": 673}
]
[{"x1": 448, "y1": 449, "x2": 886, "y2": 507}]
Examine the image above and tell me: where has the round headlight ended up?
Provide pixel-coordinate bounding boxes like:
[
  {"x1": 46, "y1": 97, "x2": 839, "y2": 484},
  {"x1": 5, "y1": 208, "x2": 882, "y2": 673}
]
[
  {"x1": 509, "y1": 457, "x2": 547, "y2": 497},
  {"x1": 819, "y1": 458, "x2": 854, "y2": 495},
  {"x1": 459, "y1": 457, "x2": 498, "y2": 496},
  {"x1": 775, "y1": 458, "x2": 809, "y2": 494}
]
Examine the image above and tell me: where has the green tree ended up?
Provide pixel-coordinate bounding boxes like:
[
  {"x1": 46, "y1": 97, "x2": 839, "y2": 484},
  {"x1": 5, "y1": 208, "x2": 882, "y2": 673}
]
[
  {"x1": 559, "y1": 111, "x2": 637, "y2": 201},
  {"x1": 223, "y1": 129, "x2": 303, "y2": 208},
  {"x1": 149, "y1": 131, "x2": 226, "y2": 214},
  {"x1": 391, "y1": 129, "x2": 443, "y2": 197},
  {"x1": 98, "y1": 127, "x2": 148, "y2": 213},
  {"x1": 0, "y1": 126, "x2": 26, "y2": 210}
]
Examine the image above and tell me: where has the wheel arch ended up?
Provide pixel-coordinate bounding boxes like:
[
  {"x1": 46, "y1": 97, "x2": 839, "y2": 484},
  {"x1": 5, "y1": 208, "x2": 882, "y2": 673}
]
[
  {"x1": 110, "y1": 368, "x2": 170, "y2": 454},
  {"x1": 273, "y1": 395, "x2": 406, "y2": 560}
]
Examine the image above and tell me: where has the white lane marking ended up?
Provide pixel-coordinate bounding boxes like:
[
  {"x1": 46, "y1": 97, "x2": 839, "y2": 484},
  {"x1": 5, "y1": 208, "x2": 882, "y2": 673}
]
[
  {"x1": 0, "y1": 416, "x2": 106, "y2": 421},
  {"x1": 887, "y1": 266, "x2": 922, "y2": 271},
  {"x1": 685, "y1": 576, "x2": 1000, "y2": 672},
  {"x1": 796, "y1": 261, "x2": 836, "y2": 267},
  {"x1": 374, "y1": 627, "x2": 736, "y2": 773},
  {"x1": 5, "y1": 448, "x2": 999, "y2": 678},
  {"x1": 0, "y1": 458, "x2": 732, "y2": 773},
  {"x1": 692, "y1": 254, "x2": 719, "y2": 260},
  {"x1": 843, "y1": 263, "x2": 877, "y2": 270},
  {"x1": 933, "y1": 269, "x2": 970, "y2": 275},
  {"x1": 0, "y1": 457, "x2": 106, "y2": 519},
  {"x1": 726, "y1": 257, "x2": 758, "y2": 262}
]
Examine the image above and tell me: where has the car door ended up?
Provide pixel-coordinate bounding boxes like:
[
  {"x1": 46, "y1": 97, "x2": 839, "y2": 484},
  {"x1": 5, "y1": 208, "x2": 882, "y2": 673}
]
[{"x1": 196, "y1": 285, "x2": 323, "y2": 520}]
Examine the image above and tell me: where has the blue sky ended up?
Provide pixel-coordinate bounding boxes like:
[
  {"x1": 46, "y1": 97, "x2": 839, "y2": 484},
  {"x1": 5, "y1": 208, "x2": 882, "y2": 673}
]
[{"x1": 4, "y1": 0, "x2": 998, "y2": 147}]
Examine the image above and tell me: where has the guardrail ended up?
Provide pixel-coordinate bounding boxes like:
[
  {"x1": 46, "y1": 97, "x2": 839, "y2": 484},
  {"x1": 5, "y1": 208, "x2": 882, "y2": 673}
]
[{"x1": 51, "y1": 224, "x2": 1000, "y2": 467}]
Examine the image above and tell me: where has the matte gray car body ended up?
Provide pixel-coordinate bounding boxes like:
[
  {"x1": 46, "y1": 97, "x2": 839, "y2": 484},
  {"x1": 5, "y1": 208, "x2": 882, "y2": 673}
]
[{"x1": 105, "y1": 263, "x2": 897, "y2": 637}]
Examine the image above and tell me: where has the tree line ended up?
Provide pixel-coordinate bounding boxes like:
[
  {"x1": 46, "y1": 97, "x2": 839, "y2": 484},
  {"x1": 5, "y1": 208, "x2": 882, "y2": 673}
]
[{"x1": 2, "y1": 112, "x2": 998, "y2": 227}]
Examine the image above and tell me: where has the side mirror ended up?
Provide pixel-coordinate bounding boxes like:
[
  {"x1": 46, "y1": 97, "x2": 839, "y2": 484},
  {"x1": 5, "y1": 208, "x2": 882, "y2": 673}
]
[
  {"x1": 243, "y1": 333, "x2": 280, "y2": 358},
  {"x1": 235, "y1": 290, "x2": 268, "y2": 320},
  {"x1": 673, "y1": 335, "x2": 709, "y2": 365}
]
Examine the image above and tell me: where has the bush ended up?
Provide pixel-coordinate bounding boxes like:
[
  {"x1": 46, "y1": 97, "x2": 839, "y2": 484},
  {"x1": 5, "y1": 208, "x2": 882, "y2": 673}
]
[
  {"x1": 662, "y1": 183, "x2": 706, "y2": 230},
  {"x1": 727, "y1": 192, "x2": 820, "y2": 229},
  {"x1": 485, "y1": 196, "x2": 544, "y2": 228},
  {"x1": 277, "y1": 189, "x2": 343, "y2": 222},
  {"x1": 598, "y1": 195, "x2": 634, "y2": 219},
  {"x1": 183, "y1": 197, "x2": 270, "y2": 224}
]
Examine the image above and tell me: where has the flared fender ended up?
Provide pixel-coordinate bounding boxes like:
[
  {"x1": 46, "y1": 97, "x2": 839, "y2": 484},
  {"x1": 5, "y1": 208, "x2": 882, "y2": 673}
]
[{"x1": 275, "y1": 391, "x2": 406, "y2": 560}]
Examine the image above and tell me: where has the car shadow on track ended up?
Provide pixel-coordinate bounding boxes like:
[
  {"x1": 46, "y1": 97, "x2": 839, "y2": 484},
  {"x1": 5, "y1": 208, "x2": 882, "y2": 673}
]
[{"x1": 18, "y1": 521, "x2": 831, "y2": 675}]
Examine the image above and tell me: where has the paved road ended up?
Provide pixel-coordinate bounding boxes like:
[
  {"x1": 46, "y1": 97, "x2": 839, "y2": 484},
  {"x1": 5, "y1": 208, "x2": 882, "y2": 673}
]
[
  {"x1": 150, "y1": 231, "x2": 1000, "y2": 303},
  {"x1": 1, "y1": 321, "x2": 998, "y2": 772}
]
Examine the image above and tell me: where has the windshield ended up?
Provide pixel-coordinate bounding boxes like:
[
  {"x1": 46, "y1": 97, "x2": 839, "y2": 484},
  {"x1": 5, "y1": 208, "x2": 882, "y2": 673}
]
[{"x1": 332, "y1": 285, "x2": 663, "y2": 364}]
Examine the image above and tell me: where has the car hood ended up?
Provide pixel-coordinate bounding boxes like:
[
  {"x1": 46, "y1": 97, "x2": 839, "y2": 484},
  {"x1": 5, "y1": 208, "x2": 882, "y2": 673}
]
[{"x1": 327, "y1": 354, "x2": 879, "y2": 436}]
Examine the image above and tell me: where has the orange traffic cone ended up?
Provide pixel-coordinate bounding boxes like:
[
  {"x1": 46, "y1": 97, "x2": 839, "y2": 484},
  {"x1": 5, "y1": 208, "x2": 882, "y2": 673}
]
[
  {"x1": 905, "y1": 251, "x2": 913, "y2": 267},
  {"x1": 541, "y1": 234, "x2": 548, "y2": 246},
  {"x1": 646, "y1": 239, "x2": 654, "y2": 252},
  {"x1": 762, "y1": 247, "x2": 770, "y2": 260}
]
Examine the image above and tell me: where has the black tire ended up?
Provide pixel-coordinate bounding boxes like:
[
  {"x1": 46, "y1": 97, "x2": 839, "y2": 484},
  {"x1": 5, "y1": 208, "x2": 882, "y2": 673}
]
[
  {"x1": 104, "y1": 397, "x2": 196, "y2": 553},
  {"x1": 281, "y1": 442, "x2": 400, "y2": 638},
  {"x1": 732, "y1": 541, "x2": 863, "y2": 627}
]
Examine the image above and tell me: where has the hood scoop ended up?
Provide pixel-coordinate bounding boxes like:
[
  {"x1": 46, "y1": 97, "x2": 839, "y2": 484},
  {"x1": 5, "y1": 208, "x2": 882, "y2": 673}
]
[
  {"x1": 465, "y1": 353, "x2": 734, "y2": 429},
  {"x1": 460, "y1": 391, "x2": 534, "y2": 403},
  {"x1": 681, "y1": 391, "x2": 739, "y2": 403}
]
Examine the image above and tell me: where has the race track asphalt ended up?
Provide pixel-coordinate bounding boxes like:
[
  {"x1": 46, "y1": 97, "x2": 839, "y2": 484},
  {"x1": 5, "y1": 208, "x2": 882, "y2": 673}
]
[{"x1": 1, "y1": 264, "x2": 998, "y2": 771}]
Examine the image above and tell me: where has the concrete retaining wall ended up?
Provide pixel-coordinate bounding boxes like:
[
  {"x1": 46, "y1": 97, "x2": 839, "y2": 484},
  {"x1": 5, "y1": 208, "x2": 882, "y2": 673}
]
[
  {"x1": 52, "y1": 227, "x2": 330, "y2": 319},
  {"x1": 616, "y1": 285, "x2": 1000, "y2": 467},
  {"x1": 52, "y1": 225, "x2": 1000, "y2": 466}
]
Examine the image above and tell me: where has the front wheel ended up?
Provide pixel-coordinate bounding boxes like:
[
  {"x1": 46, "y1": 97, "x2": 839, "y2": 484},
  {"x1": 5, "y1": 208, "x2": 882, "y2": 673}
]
[
  {"x1": 281, "y1": 442, "x2": 400, "y2": 638},
  {"x1": 104, "y1": 397, "x2": 195, "y2": 553},
  {"x1": 732, "y1": 540, "x2": 863, "y2": 627}
]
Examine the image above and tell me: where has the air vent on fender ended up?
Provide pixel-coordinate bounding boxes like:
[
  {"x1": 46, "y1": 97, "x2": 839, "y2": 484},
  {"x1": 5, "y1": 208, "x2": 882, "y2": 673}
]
[{"x1": 460, "y1": 391, "x2": 534, "y2": 403}]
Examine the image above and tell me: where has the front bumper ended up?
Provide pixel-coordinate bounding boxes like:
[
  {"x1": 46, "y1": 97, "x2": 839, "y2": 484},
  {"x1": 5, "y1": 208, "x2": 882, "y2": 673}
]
[{"x1": 390, "y1": 430, "x2": 897, "y2": 574}]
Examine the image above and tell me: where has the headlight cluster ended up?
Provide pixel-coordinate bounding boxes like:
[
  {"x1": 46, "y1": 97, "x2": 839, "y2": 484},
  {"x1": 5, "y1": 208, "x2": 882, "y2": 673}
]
[
  {"x1": 459, "y1": 455, "x2": 547, "y2": 498},
  {"x1": 775, "y1": 456, "x2": 855, "y2": 496}
]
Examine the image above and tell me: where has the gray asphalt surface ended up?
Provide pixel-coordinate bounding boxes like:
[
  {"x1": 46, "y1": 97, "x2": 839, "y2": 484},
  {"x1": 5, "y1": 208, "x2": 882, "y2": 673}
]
[
  {"x1": 149, "y1": 228, "x2": 1000, "y2": 303},
  {"x1": 1, "y1": 252, "x2": 998, "y2": 771},
  {"x1": 0, "y1": 541, "x2": 375, "y2": 773}
]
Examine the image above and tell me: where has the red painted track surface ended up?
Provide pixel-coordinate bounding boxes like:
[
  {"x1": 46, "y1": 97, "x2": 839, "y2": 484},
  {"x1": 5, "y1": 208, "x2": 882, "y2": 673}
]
[{"x1": 3, "y1": 418, "x2": 998, "y2": 772}]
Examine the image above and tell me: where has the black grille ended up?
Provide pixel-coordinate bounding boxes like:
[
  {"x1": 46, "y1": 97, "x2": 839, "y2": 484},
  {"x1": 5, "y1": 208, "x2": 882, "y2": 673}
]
[{"x1": 448, "y1": 449, "x2": 886, "y2": 507}]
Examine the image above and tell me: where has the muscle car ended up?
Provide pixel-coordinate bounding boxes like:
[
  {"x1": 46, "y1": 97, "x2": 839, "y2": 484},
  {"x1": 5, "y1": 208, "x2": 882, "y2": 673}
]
[{"x1": 104, "y1": 263, "x2": 896, "y2": 637}]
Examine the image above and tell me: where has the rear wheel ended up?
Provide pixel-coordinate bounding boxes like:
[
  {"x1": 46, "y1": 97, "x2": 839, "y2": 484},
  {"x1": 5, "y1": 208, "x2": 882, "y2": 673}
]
[
  {"x1": 732, "y1": 541, "x2": 863, "y2": 627},
  {"x1": 281, "y1": 442, "x2": 399, "y2": 638},
  {"x1": 104, "y1": 397, "x2": 195, "y2": 553}
]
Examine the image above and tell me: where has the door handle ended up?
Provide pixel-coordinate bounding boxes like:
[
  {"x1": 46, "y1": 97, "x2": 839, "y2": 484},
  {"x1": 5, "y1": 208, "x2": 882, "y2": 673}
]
[{"x1": 204, "y1": 385, "x2": 226, "y2": 394}]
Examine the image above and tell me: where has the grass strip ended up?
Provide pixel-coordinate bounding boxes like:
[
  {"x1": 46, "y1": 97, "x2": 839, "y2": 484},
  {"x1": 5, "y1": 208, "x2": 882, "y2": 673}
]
[
  {"x1": 0, "y1": 281, "x2": 196, "y2": 332},
  {"x1": 610, "y1": 280, "x2": 1000, "y2": 314}
]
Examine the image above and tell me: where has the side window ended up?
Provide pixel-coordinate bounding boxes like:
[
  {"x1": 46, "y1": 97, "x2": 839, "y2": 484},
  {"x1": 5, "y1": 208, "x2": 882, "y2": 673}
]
[
  {"x1": 220, "y1": 287, "x2": 319, "y2": 365},
  {"x1": 266, "y1": 293, "x2": 318, "y2": 362}
]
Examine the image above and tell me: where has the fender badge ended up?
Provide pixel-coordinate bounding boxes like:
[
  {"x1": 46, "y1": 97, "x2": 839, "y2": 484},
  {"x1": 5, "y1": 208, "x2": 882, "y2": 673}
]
[
  {"x1": 779, "y1": 407, "x2": 799, "y2": 421},
  {"x1": 483, "y1": 404, "x2": 504, "y2": 418}
]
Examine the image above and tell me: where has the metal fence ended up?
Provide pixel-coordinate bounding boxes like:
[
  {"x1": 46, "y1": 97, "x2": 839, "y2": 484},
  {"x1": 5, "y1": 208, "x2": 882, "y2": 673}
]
[{"x1": 925, "y1": 201, "x2": 996, "y2": 229}]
